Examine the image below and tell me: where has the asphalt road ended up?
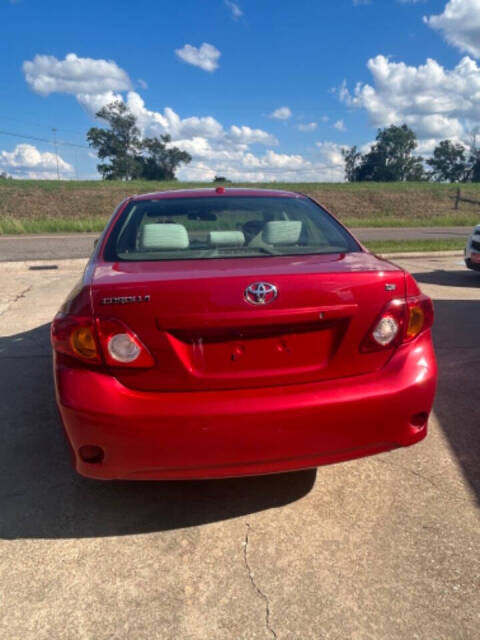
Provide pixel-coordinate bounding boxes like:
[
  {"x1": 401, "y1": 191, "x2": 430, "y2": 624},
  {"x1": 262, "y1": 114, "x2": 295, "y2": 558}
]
[
  {"x1": 0, "y1": 226, "x2": 472, "y2": 261},
  {"x1": 0, "y1": 255, "x2": 479, "y2": 639}
]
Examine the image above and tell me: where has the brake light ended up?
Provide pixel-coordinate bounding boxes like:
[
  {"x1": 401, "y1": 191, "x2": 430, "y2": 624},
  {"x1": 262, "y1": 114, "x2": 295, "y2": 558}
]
[
  {"x1": 51, "y1": 314, "x2": 154, "y2": 368},
  {"x1": 51, "y1": 314, "x2": 102, "y2": 364},
  {"x1": 361, "y1": 296, "x2": 433, "y2": 353}
]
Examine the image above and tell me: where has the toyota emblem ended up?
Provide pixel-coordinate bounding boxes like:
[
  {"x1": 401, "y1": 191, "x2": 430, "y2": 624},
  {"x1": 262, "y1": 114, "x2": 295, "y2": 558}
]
[{"x1": 244, "y1": 282, "x2": 278, "y2": 305}]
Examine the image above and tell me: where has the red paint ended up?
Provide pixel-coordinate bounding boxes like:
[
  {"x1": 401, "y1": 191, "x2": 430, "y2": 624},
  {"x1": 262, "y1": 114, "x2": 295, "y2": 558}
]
[{"x1": 51, "y1": 188, "x2": 437, "y2": 480}]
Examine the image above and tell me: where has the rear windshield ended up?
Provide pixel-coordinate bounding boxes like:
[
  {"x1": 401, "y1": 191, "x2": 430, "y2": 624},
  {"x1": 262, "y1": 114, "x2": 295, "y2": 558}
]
[{"x1": 104, "y1": 196, "x2": 361, "y2": 261}]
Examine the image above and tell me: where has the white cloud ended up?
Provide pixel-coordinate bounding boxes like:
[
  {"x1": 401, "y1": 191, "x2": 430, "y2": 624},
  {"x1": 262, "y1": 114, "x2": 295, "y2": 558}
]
[
  {"x1": 227, "y1": 125, "x2": 277, "y2": 146},
  {"x1": 23, "y1": 53, "x2": 131, "y2": 96},
  {"x1": 224, "y1": 0, "x2": 243, "y2": 19},
  {"x1": 425, "y1": 0, "x2": 480, "y2": 58},
  {"x1": 137, "y1": 78, "x2": 148, "y2": 89},
  {"x1": 270, "y1": 106, "x2": 292, "y2": 120},
  {"x1": 79, "y1": 91, "x2": 278, "y2": 148},
  {"x1": 339, "y1": 54, "x2": 480, "y2": 143},
  {"x1": 174, "y1": 138, "x2": 346, "y2": 182},
  {"x1": 76, "y1": 90, "x2": 124, "y2": 115},
  {"x1": 296, "y1": 122, "x2": 317, "y2": 132},
  {"x1": 175, "y1": 43, "x2": 221, "y2": 72},
  {"x1": 0, "y1": 144, "x2": 73, "y2": 179},
  {"x1": 23, "y1": 52, "x2": 347, "y2": 182},
  {"x1": 334, "y1": 119, "x2": 346, "y2": 131}
]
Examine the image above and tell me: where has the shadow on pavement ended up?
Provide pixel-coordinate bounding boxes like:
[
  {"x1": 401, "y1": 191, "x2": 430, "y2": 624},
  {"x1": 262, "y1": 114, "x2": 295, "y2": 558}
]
[
  {"x1": 413, "y1": 269, "x2": 480, "y2": 288},
  {"x1": 430, "y1": 298, "x2": 480, "y2": 504},
  {"x1": 0, "y1": 324, "x2": 315, "y2": 540}
]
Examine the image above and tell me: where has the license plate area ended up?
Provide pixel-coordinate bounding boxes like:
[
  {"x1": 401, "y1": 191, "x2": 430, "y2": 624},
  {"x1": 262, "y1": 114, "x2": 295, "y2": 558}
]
[{"x1": 166, "y1": 321, "x2": 346, "y2": 379}]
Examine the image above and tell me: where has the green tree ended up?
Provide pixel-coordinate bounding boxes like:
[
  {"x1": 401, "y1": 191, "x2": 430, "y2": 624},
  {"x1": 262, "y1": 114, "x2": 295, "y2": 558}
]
[
  {"x1": 355, "y1": 124, "x2": 426, "y2": 182},
  {"x1": 87, "y1": 102, "x2": 191, "y2": 181},
  {"x1": 341, "y1": 146, "x2": 362, "y2": 182},
  {"x1": 135, "y1": 135, "x2": 192, "y2": 180},
  {"x1": 87, "y1": 101, "x2": 142, "y2": 180},
  {"x1": 427, "y1": 140, "x2": 467, "y2": 182},
  {"x1": 466, "y1": 135, "x2": 480, "y2": 182}
]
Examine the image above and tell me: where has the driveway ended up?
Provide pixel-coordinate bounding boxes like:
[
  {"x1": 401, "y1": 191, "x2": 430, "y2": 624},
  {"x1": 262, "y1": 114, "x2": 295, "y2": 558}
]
[{"x1": 0, "y1": 255, "x2": 479, "y2": 639}]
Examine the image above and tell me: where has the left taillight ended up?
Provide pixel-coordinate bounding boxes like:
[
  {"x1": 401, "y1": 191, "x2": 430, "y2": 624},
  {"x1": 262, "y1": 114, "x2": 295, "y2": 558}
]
[
  {"x1": 51, "y1": 314, "x2": 102, "y2": 364},
  {"x1": 95, "y1": 318, "x2": 154, "y2": 368},
  {"x1": 51, "y1": 314, "x2": 154, "y2": 368}
]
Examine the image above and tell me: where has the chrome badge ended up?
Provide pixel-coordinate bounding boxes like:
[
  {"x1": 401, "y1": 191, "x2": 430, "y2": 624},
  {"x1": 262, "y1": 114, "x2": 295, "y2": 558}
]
[
  {"x1": 101, "y1": 295, "x2": 151, "y2": 305},
  {"x1": 244, "y1": 282, "x2": 278, "y2": 305}
]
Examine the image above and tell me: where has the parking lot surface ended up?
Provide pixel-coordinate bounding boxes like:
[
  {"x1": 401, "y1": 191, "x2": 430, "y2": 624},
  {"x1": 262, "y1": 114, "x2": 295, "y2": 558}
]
[{"x1": 0, "y1": 255, "x2": 479, "y2": 640}]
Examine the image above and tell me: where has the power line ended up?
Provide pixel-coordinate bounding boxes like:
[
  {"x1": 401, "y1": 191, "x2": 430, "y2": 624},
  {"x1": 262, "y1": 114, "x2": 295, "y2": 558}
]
[
  {"x1": 0, "y1": 113, "x2": 87, "y2": 136},
  {"x1": 0, "y1": 129, "x2": 89, "y2": 149}
]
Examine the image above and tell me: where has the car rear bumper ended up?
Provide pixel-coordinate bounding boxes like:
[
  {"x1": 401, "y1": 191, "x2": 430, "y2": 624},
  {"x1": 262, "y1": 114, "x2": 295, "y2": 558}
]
[{"x1": 54, "y1": 332, "x2": 437, "y2": 480}]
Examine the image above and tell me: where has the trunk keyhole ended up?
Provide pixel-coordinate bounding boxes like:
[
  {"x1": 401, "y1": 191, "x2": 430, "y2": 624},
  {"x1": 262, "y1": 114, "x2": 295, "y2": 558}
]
[{"x1": 231, "y1": 345, "x2": 246, "y2": 361}]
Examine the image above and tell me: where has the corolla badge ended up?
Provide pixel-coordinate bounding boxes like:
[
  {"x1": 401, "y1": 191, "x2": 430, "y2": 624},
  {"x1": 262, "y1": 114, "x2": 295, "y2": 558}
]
[
  {"x1": 101, "y1": 295, "x2": 151, "y2": 305},
  {"x1": 244, "y1": 282, "x2": 278, "y2": 305}
]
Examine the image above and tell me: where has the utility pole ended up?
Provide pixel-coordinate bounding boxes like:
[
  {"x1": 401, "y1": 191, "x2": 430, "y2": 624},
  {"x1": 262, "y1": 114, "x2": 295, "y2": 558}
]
[{"x1": 52, "y1": 128, "x2": 60, "y2": 180}]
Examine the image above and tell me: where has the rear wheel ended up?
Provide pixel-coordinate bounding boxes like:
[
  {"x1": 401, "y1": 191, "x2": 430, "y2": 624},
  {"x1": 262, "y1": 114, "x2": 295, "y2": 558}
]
[{"x1": 465, "y1": 258, "x2": 480, "y2": 272}]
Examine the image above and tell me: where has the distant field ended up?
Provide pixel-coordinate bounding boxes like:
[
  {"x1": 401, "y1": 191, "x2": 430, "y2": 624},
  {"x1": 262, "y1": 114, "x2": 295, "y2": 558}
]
[{"x1": 1, "y1": 180, "x2": 480, "y2": 234}]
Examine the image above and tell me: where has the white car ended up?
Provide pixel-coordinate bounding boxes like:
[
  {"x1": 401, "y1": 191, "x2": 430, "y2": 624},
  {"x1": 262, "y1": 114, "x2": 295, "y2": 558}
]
[{"x1": 465, "y1": 224, "x2": 480, "y2": 272}]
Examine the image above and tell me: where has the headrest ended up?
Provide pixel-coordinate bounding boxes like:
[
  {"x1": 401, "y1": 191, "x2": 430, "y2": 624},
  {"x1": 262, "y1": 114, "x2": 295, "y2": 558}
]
[
  {"x1": 208, "y1": 231, "x2": 245, "y2": 247},
  {"x1": 141, "y1": 223, "x2": 189, "y2": 250},
  {"x1": 262, "y1": 220, "x2": 302, "y2": 245}
]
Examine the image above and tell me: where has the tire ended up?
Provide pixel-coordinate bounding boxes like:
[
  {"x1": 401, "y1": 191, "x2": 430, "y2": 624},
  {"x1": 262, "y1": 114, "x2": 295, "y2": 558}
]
[{"x1": 465, "y1": 258, "x2": 480, "y2": 272}]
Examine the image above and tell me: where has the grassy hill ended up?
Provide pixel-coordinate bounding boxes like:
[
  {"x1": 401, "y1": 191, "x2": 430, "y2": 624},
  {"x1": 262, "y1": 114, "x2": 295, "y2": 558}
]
[{"x1": 1, "y1": 180, "x2": 480, "y2": 233}]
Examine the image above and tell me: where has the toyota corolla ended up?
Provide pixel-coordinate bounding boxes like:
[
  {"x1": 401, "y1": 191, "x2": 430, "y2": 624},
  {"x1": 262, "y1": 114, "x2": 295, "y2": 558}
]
[{"x1": 51, "y1": 188, "x2": 437, "y2": 480}]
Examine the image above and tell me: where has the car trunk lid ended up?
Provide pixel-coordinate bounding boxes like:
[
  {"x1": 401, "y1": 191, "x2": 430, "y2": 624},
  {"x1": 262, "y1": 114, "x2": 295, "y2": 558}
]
[{"x1": 91, "y1": 252, "x2": 405, "y2": 391}]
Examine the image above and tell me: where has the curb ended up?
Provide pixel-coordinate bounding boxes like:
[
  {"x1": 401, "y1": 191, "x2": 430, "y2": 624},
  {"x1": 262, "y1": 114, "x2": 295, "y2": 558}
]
[{"x1": 379, "y1": 250, "x2": 463, "y2": 259}]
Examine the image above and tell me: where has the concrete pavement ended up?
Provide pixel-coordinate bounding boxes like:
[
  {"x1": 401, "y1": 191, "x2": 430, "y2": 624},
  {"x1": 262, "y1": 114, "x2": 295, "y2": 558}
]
[
  {"x1": 0, "y1": 255, "x2": 479, "y2": 639},
  {"x1": 0, "y1": 227, "x2": 472, "y2": 261}
]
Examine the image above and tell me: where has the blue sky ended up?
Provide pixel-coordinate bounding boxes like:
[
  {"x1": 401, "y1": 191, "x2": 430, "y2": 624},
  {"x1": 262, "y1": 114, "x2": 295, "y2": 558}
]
[{"x1": 1, "y1": 0, "x2": 479, "y2": 181}]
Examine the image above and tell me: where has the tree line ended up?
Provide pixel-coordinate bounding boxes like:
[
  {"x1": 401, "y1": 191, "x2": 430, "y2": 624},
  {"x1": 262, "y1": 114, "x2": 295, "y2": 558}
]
[{"x1": 342, "y1": 124, "x2": 480, "y2": 183}]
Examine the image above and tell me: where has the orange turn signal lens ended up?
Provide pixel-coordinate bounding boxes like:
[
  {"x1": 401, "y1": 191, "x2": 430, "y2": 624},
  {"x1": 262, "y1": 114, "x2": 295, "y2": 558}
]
[
  {"x1": 406, "y1": 305, "x2": 425, "y2": 340},
  {"x1": 70, "y1": 326, "x2": 98, "y2": 360}
]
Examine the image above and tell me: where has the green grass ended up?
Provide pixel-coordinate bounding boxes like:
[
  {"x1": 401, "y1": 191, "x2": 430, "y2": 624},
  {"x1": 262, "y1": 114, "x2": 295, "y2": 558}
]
[
  {"x1": 364, "y1": 238, "x2": 465, "y2": 253},
  {"x1": 0, "y1": 216, "x2": 108, "y2": 234},
  {"x1": 1, "y1": 180, "x2": 480, "y2": 233},
  {"x1": 345, "y1": 215, "x2": 478, "y2": 228}
]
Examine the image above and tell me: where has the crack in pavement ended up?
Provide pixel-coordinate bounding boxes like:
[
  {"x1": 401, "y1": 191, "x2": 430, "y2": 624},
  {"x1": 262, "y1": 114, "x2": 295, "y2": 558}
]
[
  {"x1": 375, "y1": 457, "x2": 440, "y2": 490},
  {"x1": 243, "y1": 523, "x2": 278, "y2": 640},
  {"x1": 0, "y1": 285, "x2": 32, "y2": 317}
]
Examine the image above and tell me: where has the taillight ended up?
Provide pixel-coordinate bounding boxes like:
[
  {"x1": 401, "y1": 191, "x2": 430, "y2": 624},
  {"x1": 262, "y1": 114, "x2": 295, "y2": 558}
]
[
  {"x1": 51, "y1": 314, "x2": 102, "y2": 364},
  {"x1": 405, "y1": 296, "x2": 434, "y2": 342},
  {"x1": 361, "y1": 296, "x2": 433, "y2": 353},
  {"x1": 96, "y1": 318, "x2": 154, "y2": 368},
  {"x1": 51, "y1": 314, "x2": 154, "y2": 368}
]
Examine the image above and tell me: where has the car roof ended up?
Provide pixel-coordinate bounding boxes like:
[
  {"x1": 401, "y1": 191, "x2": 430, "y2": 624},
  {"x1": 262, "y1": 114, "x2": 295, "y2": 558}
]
[{"x1": 131, "y1": 187, "x2": 308, "y2": 202}]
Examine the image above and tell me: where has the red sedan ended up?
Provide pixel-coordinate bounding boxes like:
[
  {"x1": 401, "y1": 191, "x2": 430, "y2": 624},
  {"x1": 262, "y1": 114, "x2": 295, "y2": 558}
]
[{"x1": 51, "y1": 188, "x2": 437, "y2": 480}]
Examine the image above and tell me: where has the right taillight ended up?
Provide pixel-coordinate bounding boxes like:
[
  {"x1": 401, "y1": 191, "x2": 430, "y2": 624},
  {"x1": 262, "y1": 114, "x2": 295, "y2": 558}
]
[
  {"x1": 361, "y1": 295, "x2": 433, "y2": 353},
  {"x1": 404, "y1": 295, "x2": 434, "y2": 342}
]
